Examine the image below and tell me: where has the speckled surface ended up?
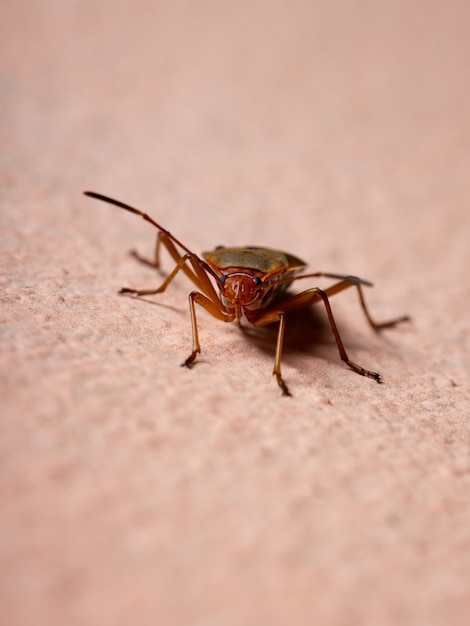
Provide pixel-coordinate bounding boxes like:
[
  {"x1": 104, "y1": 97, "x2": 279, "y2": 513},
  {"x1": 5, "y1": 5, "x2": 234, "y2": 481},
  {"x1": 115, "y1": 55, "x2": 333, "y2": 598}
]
[{"x1": 1, "y1": 1, "x2": 470, "y2": 625}]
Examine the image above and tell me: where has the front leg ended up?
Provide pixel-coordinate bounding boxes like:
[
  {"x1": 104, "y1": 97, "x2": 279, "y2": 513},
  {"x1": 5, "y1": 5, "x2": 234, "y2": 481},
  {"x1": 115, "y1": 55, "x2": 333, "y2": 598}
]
[
  {"x1": 182, "y1": 291, "x2": 232, "y2": 368},
  {"x1": 252, "y1": 309, "x2": 291, "y2": 396}
]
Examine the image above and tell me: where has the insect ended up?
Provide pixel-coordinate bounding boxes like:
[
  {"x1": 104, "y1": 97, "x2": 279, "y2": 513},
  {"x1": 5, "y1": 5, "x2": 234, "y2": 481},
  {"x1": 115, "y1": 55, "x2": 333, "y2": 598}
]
[{"x1": 84, "y1": 191, "x2": 409, "y2": 396}]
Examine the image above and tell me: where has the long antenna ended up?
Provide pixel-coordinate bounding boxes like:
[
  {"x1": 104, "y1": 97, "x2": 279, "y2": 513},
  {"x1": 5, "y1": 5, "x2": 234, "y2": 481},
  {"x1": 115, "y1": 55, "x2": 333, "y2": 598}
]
[{"x1": 83, "y1": 191, "x2": 196, "y2": 257}]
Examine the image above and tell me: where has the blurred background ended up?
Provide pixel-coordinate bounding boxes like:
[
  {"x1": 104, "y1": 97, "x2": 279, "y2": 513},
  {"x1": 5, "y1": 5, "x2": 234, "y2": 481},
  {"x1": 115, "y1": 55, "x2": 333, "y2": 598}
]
[
  {"x1": 3, "y1": 1, "x2": 468, "y2": 260},
  {"x1": 2, "y1": 2, "x2": 469, "y2": 625}
]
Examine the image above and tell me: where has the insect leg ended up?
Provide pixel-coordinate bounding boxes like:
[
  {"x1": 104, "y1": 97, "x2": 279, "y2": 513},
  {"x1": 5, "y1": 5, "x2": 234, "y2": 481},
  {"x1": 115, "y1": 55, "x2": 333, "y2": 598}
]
[
  {"x1": 121, "y1": 235, "x2": 221, "y2": 301},
  {"x1": 131, "y1": 232, "x2": 203, "y2": 283},
  {"x1": 354, "y1": 284, "x2": 410, "y2": 330},
  {"x1": 285, "y1": 274, "x2": 409, "y2": 330},
  {"x1": 317, "y1": 279, "x2": 409, "y2": 330},
  {"x1": 120, "y1": 252, "x2": 194, "y2": 296},
  {"x1": 271, "y1": 287, "x2": 384, "y2": 383},
  {"x1": 183, "y1": 291, "x2": 232, "y2": 368},
  {"x1": 252, "y1": 310, "x2": 291, "y2": 396}
]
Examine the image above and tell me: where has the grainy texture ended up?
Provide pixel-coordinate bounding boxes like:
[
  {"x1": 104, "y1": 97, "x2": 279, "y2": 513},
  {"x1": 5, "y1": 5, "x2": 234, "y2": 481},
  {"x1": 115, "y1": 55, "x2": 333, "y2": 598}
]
[{"x1": 1, "y1": 1, "x2": 469, "y2": 625}]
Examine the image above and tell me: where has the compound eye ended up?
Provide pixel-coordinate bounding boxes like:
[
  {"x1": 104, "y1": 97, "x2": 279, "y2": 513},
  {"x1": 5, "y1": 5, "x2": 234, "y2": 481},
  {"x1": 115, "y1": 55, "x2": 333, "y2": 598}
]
[
  {"x1": 253, "y1": 277, "x2": 262, "y2": 286},
  {"x1": 218, "y1": 275, "x2": 227, "y2": 285}
]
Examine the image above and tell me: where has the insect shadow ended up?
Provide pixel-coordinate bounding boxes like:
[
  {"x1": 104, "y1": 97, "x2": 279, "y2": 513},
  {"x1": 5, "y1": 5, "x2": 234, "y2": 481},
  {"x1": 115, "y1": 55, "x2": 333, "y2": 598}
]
[
  {"x1": 119, "y1": 288, "x2": 182, "y2": 315},
  {"x1": 125, "y1": 279, "x2": 371, "y2": 365},
  {"x1": 238, "y1": 296, "x2": 348, "y2": 359}
]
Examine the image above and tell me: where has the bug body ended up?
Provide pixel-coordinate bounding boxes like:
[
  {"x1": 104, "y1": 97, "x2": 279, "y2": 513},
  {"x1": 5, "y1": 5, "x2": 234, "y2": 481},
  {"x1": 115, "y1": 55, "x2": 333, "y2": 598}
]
[
  {"x1": 84, "y1": 191, "x2": 409, "y2": 396},
  {"x1": 203, "y1": 246, "x2": 305, "y2": 318}
]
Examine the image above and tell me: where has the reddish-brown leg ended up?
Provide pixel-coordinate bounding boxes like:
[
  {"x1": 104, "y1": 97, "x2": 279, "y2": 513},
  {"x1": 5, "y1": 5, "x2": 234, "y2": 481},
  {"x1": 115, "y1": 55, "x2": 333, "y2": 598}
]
[
  {"x1": 182, "y1": 291, "x2": 233, "y2": 367},
  {"x1": 284, "y1": 273, "x2": 410, "y2": 329},
  {"x1": 291, "y1": 287, "x2": 383, "y2": 382},
  {"x1": 354, "y1": 283, "x2": 410, "y2": 329},
  {"x1": 254, "y1": 278, "x2": 408, "y2": 394},
  {"x1": 252, "y1": 310, "x2": 291, "y2": 395},
  {"x1": 120, "y1": 233, "x2": 221, "y2": 303}
]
